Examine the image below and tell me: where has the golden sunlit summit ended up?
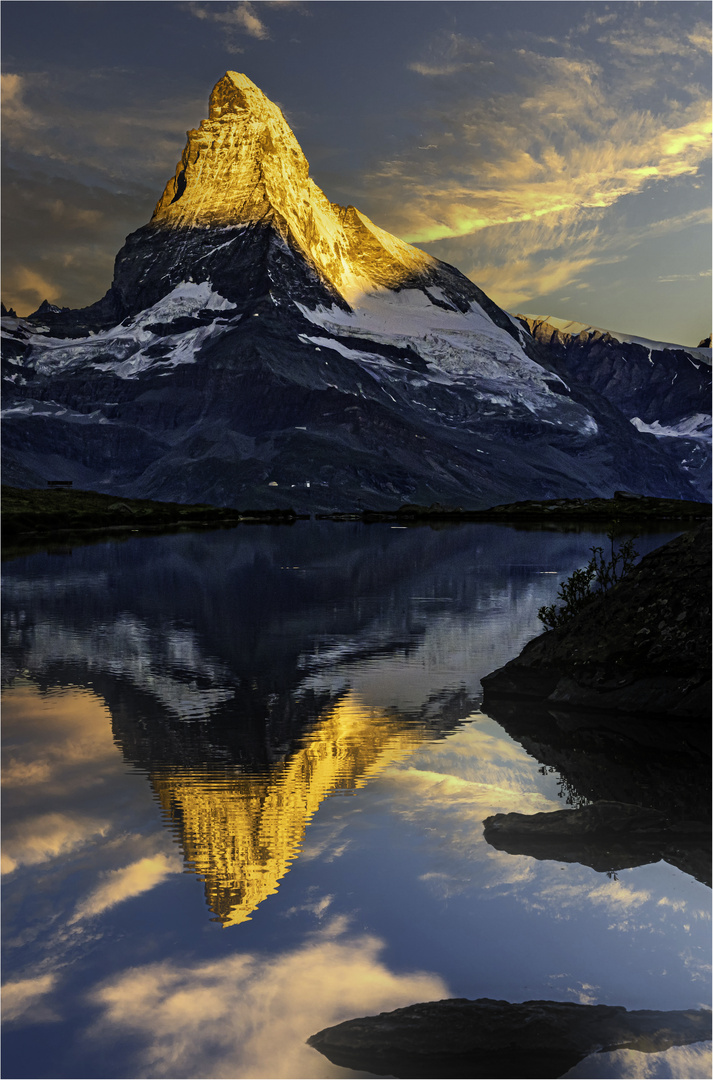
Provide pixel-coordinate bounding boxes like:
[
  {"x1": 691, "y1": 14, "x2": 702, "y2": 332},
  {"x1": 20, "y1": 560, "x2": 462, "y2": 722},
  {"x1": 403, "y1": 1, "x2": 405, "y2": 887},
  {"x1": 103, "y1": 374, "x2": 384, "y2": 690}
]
[{"x1": 152, "y1": 72, "x2": 433, "y2": 303}]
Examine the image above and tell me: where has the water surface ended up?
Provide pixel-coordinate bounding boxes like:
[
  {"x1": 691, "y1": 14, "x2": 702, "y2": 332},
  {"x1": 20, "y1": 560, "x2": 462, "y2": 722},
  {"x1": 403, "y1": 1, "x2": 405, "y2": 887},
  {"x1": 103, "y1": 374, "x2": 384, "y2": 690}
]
[{"x1": 2, "y1": 523, "x2": 710, "y2": 1079}]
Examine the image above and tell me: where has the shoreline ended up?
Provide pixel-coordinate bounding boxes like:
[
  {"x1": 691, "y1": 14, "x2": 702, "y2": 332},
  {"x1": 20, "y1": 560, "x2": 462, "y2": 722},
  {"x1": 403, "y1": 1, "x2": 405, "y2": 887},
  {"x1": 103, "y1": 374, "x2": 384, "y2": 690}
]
[{"x1": 2, "y1": 486, "x2": 709, "y2": 552}]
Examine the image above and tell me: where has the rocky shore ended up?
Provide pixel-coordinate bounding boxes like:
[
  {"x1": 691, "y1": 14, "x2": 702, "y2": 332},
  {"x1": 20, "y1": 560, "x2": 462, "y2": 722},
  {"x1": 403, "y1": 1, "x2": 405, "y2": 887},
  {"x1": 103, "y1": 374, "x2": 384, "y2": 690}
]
[{"x1": 481, "y1": 521, "x2": 711, "y2": 719}]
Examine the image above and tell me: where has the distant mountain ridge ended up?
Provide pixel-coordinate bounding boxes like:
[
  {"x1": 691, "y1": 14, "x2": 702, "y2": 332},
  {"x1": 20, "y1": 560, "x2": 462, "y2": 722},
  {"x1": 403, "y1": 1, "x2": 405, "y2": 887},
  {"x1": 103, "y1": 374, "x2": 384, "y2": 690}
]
[
  {"x1": 517, "y1": 315, "x2": 711, "y2": 499},
  {"x1": 1, "y1": 72, "x2": 709, "y2": 509}
]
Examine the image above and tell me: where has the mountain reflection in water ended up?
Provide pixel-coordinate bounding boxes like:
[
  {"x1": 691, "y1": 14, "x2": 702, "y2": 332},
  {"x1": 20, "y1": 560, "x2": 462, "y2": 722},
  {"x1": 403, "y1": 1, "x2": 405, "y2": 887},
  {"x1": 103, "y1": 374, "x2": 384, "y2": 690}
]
[
  {"x1": 2, "y1": 523, "x2": 710, "y2": 1080},
  {"x1": 140, "y1": 691, "x2": 454, "y2": 926}
]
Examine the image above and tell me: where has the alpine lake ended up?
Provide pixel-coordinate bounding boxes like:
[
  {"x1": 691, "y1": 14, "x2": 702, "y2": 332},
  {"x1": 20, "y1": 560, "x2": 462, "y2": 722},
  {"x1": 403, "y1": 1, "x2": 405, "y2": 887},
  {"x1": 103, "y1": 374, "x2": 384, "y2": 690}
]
[{"x1": 2, "y1": 520, "x2": 710, "y2": 1080}]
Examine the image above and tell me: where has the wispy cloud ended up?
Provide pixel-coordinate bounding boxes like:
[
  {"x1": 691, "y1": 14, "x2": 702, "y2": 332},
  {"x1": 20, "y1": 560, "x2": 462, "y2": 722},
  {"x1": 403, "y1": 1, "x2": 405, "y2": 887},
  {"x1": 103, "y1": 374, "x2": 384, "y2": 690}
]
[
  {"x1": 602, "y1": 16, "x2": 713, "y2": 58},
  {"x1": 188, "y1": 1, "x2": 270, "y2": 39},
  {"x1": 378, "y1": 11, "x2": 711, "y2": 315},
  {"x1": 70, "y1": 854, "x2": 182, "y2": 924},
  {"x1": 1, "y1": 70, "x2": 200, "y2": 186},
  {"x1": 1, "y1": 813, "x2": 110, "y2": 875},
  {"x1": 381, "y1": 68, "x2": 709, "y2": 246},
  {"x1": 2, "y1": 974, "x2": 59, "y2": 1025},
  {"x1": 658, "y1": 269, "x2": 712, "y2": 285}
]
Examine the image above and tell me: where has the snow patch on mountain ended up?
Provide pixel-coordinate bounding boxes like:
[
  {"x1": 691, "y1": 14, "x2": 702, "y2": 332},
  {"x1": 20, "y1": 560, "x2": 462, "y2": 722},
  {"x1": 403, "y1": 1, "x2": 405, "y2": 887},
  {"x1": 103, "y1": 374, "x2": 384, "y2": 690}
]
[
  {"x1": 295, "y1": 291, "x2": 605, "y2": 436},
  {"x1": 298, "y1": 291, "x2": 566, "y2": 384},
  {"x1": 631, "y1": 413, "x2": 711, "y2": 439},
  {"x1": 0, "y1": 400, "x2": 112, "y2": 424},
  {"x1": 21, "y1": 282, "x2": 238, "y2": 379}
]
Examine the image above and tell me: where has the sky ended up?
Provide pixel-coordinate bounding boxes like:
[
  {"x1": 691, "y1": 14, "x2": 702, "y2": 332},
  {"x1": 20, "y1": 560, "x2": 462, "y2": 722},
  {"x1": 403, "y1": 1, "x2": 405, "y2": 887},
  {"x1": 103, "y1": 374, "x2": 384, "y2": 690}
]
[{"x1": 2, "y1": 0, "x2": 711, "y2": 345}]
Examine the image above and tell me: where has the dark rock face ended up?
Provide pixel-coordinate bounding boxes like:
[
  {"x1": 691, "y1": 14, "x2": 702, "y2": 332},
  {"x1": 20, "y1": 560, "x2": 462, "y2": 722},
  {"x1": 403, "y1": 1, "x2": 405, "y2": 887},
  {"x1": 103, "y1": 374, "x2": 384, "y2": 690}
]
[
  {"x1": 483, "y1": 800, "x2": 711, "y2": 886},
  {"x1": 481, "y1": 523, "x2": 711, "y2": 719},
  {"x1": 518, "y1": 316, "x2": 712, "y2": 500},
  {"x1": 308, "y1": 997, "x2": 711, "y2": 1079}
]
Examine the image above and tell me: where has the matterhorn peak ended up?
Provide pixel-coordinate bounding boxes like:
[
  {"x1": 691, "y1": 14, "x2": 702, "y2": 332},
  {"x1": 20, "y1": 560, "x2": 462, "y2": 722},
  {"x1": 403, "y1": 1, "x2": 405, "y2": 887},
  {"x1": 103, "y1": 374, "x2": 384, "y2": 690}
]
[
  {"x1": 208, "y1": 70, "x2": 282, "y2": 122},
  {"x1": 150, "y1": 71, "x2": 433, "y2": 303}
]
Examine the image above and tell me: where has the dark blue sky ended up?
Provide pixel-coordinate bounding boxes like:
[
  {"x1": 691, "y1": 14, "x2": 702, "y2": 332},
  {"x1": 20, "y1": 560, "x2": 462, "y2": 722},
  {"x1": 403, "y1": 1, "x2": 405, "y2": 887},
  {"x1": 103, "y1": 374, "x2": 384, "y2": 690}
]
[{"x1": 2, "y1": 1, "x2": 711, "y2": 343}]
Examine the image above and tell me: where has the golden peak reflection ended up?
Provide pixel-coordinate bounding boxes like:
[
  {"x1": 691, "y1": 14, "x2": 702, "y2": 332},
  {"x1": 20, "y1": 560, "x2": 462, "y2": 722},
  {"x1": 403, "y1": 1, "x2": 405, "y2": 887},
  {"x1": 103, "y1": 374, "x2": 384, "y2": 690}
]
[{"x1": 148, "y1": 691, "x2": 433, "y2": 926}]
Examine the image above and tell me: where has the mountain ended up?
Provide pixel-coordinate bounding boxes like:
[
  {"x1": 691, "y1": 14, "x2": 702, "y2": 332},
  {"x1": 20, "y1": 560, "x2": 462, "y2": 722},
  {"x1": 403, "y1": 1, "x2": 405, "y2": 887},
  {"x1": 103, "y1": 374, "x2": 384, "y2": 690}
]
[
  {"x1": 517, "y1": 315, "x2": 711, "y2": 499},
  {"x1": 2, "y1": 72, "x2": 709, "y2": 510}
]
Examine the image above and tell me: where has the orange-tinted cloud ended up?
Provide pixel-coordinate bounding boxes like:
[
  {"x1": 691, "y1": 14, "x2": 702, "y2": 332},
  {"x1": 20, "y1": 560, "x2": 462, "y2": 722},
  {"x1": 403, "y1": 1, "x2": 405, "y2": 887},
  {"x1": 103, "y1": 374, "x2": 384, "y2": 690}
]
[
  {"x1": 70, "y1": 854, "x2": 182, "y2": 924},
  {"x1": 90, "y1": 924, "x2": 449, "y2": 1077},
  {"x1": 2, "y1": 974, "x2": 59, "y2": 1025}
]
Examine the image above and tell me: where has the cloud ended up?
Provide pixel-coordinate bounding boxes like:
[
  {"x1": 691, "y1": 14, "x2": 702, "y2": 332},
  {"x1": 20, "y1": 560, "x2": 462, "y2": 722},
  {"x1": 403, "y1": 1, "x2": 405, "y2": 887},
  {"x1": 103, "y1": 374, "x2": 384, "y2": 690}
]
[
  {"x1": 1, "y1": 683, "x2": 123, "y2": 795},
  {"x1": 564, "y1": 1042, "x2": 712, "y2": 1079},
  {"x1": 1, "y1": 69, "x2": 200, "y2": 187},
  {"x1": 363, "y1": 12, "x2": 711, "y2": 315},
  {"x1": 234, "y1": 2, "x2": 269, "y2": 39},
  {"x1": 465, "y1": 254, "x2": 606, "y2": 311},
  {"x1": 658, "y1": 269, "x2": 712, "y2": 285},
  {"x1": 5, "y1": 266, "x2": 62, "y2": 309},
  {"x1": 70, "y1": 854, "x2": 182, "y2": 924},
  {"x1": 282, "y1": 891, "x2": 334, "y2": 920},
  {"x1": 602, "y1": 16, "x2": 713, "y2": 59},
  {"x1": 89, "y1": 925, "x2": 449, "y2": 1078},
  {"x1": 409, "y1": 62, "x2": 464, "y2": 77},
  {"x1": 376, "y1": 95, "x2": 710, "y2": 247},
  {"x1": 2, "y1": 974, "x2": 59, "y2": 1025},
  {"x1": 187, "y1": 1, "x2": 270, "y2": 39},
  {"x1": 1, "y1": 813, "x2": 110, "y2": 875},
  {"x1": 1, "y1": 72, "x2": 42, "y2": 132}
]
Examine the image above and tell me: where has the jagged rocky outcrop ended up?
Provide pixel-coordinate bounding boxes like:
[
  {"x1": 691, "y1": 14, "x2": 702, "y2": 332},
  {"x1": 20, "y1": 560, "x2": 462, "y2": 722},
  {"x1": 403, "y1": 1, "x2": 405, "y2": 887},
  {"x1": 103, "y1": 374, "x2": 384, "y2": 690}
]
[
  {"x1": 308, "y1": 997, "x2": 711, "y2": 1079},
  {"x1": 518, "y1": 315, "x2": 711, "y2": 499},
  {"x1": 481, "y1": 523, "x2": 711, "y2": 718},
  {"x1": 2, "y1": 73, "x2": 709, "y2": 510}
]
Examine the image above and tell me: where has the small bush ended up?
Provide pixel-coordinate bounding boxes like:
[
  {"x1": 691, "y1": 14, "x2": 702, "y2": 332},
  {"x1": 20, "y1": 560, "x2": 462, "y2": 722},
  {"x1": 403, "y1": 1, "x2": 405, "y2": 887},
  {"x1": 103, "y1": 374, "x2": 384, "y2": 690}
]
[{"x1": 538, "y1": 532, "x2": 639, "y2": 630}]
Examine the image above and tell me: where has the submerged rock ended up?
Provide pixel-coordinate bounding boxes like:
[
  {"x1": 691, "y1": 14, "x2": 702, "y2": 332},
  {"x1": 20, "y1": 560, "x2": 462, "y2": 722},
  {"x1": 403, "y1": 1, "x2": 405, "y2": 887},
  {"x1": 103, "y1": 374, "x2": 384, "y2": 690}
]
[
  {"x1": 483, "y1": 800, "x2": 711, "y2": 885},
  {"x1": 481, "y1": 523, "x2": 711, "y2": 719},
  {"x1": 308, "y1": 997, "x2": 711, "y2": 1079}
]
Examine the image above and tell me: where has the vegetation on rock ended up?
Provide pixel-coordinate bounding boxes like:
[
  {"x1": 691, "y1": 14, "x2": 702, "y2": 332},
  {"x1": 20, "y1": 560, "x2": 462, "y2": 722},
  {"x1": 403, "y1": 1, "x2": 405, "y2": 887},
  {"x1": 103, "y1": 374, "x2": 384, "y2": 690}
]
[{"x1": 538, "y1": 532, "x2": 639, "y2": 630}]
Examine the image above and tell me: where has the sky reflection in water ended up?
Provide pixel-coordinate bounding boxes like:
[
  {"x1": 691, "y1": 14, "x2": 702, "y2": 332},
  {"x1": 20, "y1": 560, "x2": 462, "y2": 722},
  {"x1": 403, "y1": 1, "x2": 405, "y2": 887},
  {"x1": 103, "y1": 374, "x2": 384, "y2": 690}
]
[{"x1": 2, "y1": 524, "x2": 710, "y2": 1079}]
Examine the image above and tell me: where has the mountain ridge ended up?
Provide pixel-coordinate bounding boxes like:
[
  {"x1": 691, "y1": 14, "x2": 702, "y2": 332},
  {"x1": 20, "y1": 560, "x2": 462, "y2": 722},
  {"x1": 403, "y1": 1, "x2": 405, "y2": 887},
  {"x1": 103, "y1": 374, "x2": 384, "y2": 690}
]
[{"x1": 2, "y1": 72, "x2": 709, "y2": 510}]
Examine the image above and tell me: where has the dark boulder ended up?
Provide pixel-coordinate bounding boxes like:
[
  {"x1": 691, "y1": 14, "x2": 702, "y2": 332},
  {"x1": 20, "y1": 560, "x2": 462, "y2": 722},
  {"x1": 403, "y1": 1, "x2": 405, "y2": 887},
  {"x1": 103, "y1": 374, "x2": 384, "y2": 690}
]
[
  {"x1": 308, "y1": 997, "x2": 711, "y2": 1079},
  {"x1": 483, "y1": 800, "x2": 711, "y2": 886}
]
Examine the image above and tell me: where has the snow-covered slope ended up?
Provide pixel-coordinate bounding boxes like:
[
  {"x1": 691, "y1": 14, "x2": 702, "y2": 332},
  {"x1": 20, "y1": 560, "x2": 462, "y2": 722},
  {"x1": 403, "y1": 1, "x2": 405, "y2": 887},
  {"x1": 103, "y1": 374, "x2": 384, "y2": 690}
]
[{"x1": 1, "y1": 74, "x2": 708, "y2": 508}]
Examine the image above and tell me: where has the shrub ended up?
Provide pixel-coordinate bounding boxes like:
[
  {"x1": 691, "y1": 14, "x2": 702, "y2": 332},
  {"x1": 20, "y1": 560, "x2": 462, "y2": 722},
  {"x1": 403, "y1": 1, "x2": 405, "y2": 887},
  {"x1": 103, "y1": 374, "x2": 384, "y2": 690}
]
[{"x1": 538, "y1": 532, "x2": 639, "y2": 630}]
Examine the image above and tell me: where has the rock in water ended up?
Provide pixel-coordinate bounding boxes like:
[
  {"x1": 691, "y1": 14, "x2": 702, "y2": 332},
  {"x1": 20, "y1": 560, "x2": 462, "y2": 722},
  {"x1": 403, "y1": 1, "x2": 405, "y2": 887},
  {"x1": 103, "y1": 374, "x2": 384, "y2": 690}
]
[
  {"x1": 483, "y1": 800, "x2": 712, "y2": 886},
  {"x1": 2, "y1": 73, "x2": 709, "y2": 510},
  {"x1": 307, "y1": 997, "x2": 711, "y2": 1079}
]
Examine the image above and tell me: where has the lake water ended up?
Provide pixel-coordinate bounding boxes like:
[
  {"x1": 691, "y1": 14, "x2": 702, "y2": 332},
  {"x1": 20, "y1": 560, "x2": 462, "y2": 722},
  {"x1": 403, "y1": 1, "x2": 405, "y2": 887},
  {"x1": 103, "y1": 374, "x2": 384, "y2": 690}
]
[{"x1": 2, "y1": 523, "x2": 710, "y2": 1080}]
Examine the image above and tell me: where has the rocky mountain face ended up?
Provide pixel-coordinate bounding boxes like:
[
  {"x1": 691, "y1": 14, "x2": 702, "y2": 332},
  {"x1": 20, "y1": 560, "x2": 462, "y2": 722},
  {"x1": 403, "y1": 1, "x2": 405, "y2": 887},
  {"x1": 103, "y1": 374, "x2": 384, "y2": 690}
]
[
  {"x1": 2, "y1": 72, "x2": 710, "y2": 510},
  {"x1": 518, "y1": 315, "x2": 711, "y2": 499}
]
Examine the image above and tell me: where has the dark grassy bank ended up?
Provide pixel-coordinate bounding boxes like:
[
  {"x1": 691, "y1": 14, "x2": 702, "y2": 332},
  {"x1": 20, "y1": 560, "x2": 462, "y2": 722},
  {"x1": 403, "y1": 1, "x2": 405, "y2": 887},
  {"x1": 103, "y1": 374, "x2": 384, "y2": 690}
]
[
  {"x1": 356, "y1": 493, "x2": 711, "y2": 524},
  {"x1": 1, "y1": 485, "x2": 301, "y2": 548},
  {"x1": 3, "y1": 487, "x2": 709, "y2": 553}
]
